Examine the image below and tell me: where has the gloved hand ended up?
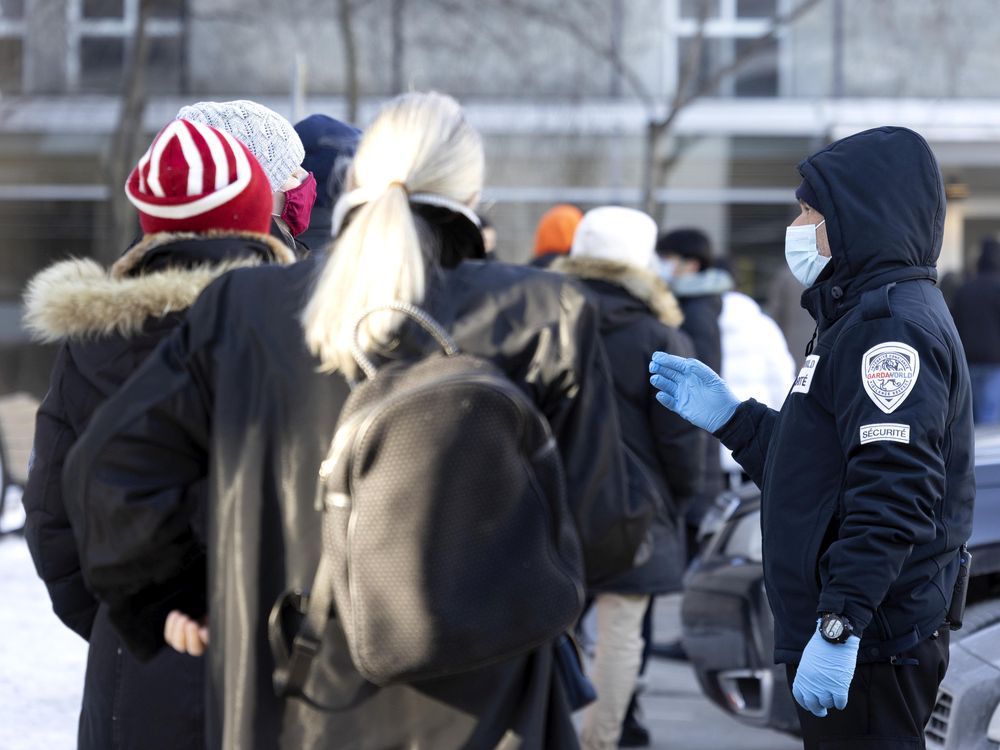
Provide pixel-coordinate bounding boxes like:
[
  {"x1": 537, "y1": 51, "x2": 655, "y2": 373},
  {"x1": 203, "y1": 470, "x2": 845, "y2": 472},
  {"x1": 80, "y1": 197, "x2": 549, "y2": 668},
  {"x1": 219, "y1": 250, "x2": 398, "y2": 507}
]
[
  {"x1": 792, "y1": 624, "x2": 861, "y2": 717},
  {"x1": 648, "y1": 352, "x2": 741, "y2": 433}
]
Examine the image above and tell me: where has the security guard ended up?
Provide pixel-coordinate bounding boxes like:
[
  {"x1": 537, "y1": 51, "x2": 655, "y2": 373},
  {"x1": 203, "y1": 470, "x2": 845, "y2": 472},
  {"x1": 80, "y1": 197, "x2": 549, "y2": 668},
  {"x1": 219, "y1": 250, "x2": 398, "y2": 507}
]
[{"x1": 649, "y1": 126, "x2": 974, "y2": 749}]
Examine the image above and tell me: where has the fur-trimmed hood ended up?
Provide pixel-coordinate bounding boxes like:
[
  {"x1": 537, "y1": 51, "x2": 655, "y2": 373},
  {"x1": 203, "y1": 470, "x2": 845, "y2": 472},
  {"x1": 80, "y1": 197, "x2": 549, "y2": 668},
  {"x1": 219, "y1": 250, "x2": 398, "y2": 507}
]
[
  {"x1": 23, "y1": 230, "x2": 295, "y2": 342},
  {"x1": 551, "y1": 256, "x2": 684, "y2": 327}
]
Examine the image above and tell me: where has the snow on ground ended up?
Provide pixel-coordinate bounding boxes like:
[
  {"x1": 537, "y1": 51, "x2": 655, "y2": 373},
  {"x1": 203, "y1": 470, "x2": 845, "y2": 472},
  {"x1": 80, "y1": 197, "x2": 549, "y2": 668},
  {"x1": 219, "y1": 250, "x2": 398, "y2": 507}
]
[
  {"x1": 0, "y1": 532, "x2": 798, "y2": 750},
  {"x1": 0, "y1": 536, "x2": 86, "y2": 750}
]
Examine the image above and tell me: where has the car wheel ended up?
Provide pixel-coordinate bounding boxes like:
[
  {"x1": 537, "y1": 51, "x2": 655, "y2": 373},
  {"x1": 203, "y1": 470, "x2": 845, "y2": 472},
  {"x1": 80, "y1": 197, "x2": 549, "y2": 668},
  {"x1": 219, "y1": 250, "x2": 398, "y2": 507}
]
[{"x1": 953, "y1": 598, "x2": 1000, "y2": 639}]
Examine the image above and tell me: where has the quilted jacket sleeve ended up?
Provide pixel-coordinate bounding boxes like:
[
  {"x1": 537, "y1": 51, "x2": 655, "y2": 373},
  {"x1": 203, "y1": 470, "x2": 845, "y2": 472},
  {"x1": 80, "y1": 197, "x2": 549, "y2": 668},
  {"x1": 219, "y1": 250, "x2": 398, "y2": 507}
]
[
  {"x1": 61, "y1": 280, "x2": 228, "y2": 660},
  {"x1": 23, "y1": 345, "x2": 99, "y2": 641}
]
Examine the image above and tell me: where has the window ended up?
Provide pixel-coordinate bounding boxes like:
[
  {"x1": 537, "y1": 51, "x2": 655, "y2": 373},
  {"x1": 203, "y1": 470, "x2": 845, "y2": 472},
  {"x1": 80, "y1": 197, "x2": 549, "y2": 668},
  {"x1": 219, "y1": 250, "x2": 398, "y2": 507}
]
[
  {"x1": 675, "y1": 0, "x2": 783, "y2": 98},
  {"x1": 0, "y1": 0, "x2": 24, "y2": 20},
  {"x1": 69, "y1": 0, "x2": 185, "y2": 93},
  {"x1": 80, "y1": 36, "x2": 124, "y2": 91},
  {"x1": 736, "y1": 0, "x2": 777, "y2": 18},
  {"x1": 83, "y1": 0, "x2": 124, "y2": 18},
  {"x1": 680, "y1": 0, "x2": 721, "y2": 19},
  {"x1": 149, "y1": 0, "x2": 183, "y2": 19}
]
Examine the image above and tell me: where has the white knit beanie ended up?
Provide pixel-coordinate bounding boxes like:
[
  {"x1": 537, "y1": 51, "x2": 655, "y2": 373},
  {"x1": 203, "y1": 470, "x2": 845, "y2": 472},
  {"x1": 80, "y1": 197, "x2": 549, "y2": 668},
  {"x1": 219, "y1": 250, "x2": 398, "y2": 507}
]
[
  {"x1": 176, "y1": 100, "x2": 305, "y2": 192},
  {"x1": 571, "y1": 206, "x2": 658, "y2": 272}
]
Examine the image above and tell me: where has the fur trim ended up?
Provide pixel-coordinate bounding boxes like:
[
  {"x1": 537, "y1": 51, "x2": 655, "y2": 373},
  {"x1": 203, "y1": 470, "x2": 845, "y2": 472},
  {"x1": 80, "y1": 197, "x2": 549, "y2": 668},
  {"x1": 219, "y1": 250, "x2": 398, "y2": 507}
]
[
  {"x1": 23, "y1": 234, "x2": 292, "y2": 342},
  {"x1": 111, "y1": 230, "x2": 295, "y2": 278},
  {"x1": 551, "y1": 256, "x2": 684, "y2": 327}
]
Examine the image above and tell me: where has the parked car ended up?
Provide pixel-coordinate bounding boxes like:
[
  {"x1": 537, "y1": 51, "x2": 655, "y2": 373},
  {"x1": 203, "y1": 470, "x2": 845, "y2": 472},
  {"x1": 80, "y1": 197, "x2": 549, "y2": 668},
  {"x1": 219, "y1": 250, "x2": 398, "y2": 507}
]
[
  {"x1": 927, "y1": 617, "x2": 1000, "y2": 750},
  {"x1": 680, "y1": 428, "x2": 1000, "y2": 737},
  {"x1": 0, "y1": 393, "x2": 35, "y2": 536},
  {"x1": 0, "y1": 417, "x2": 26, "y2": 536}
]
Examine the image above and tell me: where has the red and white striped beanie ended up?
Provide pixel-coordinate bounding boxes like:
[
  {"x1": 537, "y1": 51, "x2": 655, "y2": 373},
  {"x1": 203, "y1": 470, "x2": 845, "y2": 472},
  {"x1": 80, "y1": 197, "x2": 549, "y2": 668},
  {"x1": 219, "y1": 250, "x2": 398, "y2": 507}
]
[{"x1": 125, "y1": 119, "x2": 272, "y2": 235}]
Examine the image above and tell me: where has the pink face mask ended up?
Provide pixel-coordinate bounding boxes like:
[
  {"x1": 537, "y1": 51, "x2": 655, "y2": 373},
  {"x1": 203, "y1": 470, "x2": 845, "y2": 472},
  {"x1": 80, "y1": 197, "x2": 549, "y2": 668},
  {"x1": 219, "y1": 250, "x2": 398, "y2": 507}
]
[{"x1": 280, "y1": 171, "x2": 317, "y2": 237}]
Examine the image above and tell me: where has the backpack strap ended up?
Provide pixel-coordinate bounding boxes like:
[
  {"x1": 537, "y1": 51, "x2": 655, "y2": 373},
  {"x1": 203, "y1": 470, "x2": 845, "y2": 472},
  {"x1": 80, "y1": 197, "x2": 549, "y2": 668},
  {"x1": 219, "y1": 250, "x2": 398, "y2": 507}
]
[{"x1": 351, "y1": 302, "x2": 459, "y2": 378}]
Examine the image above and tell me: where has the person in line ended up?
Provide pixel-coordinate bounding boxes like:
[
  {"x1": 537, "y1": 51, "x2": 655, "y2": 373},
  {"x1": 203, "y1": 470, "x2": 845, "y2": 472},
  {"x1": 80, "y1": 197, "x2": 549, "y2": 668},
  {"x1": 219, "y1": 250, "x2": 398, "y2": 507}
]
[
  {"x1": 532, "y1": 203, "x2": 583, "y2": 268},
  {"x1": 21, "y1": 119, "x2": 294, "y2": 750},
  {"x1": 649, "y1": 126, "x2": 974, "y2": 749},
  {"x1": 951, "y1": 236, "x2": 1000, "y2": 425},
  {"x1": 647, "y1": 227, "x2": 732, "y2": 674},
  {"x1": 654, "y1": 228, "x2": 731, "y2": 555},
  {"x1": 553, "y1": 207, "x2": 704, "y2": 750},
  {"x1": 177, "y1": 99, "x2": 316, "y2": 255},
  {"x1": 293, "y1": 114, "x2": 361, "y2": 251},
  {"x1": 62, "y1": 92, "x2": 633, "y2": 750},
  {"x1": 717, "y1": 271, "x2": 796, "y2": 481}
]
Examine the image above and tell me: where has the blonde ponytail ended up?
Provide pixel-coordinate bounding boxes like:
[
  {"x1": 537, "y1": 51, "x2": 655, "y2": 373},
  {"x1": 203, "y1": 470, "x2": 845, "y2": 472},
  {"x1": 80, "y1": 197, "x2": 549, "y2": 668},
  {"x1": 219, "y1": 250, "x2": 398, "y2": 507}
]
[{"x1": 302, "y1": 92, "x2": 484, "y2": 378}]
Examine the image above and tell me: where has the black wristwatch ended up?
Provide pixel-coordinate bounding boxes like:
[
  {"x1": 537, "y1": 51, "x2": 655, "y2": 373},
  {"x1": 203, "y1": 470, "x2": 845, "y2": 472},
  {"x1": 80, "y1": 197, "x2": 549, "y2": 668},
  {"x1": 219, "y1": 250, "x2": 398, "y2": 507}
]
[{"x1": 819, "y1": 613, "x2": 855, "y2": 644}]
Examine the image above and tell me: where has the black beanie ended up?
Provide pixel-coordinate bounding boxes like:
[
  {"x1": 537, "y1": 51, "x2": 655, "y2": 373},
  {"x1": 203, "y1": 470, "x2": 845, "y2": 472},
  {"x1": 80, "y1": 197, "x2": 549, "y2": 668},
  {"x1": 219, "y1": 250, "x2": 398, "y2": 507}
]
[
  {"x1": 795, "y1": 178, "x2": 821, "y2": 213},
  {"x1": 656, "y1": 228, "x2": 712, "y2": 268}
]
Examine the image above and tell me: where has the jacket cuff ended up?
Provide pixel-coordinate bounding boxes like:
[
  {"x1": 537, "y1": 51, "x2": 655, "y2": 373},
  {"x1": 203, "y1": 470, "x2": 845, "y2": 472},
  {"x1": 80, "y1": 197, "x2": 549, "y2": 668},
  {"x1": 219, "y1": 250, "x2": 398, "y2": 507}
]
[
  {"x1": 106, "y1": 550, "x2": 207, "y2": 661},
  {"x1": 713, "y1": 399, "x2": 760, "y2": 450},
  {"x1": 816, "y1": 592, "x2": 874, "y2": 635}
]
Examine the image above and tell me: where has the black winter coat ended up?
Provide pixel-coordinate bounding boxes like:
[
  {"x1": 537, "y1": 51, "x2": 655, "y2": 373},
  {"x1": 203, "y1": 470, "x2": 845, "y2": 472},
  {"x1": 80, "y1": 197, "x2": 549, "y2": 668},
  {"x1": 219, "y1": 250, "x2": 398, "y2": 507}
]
[
  {"x1": 672, "y1": 270, "x2": 731, "y2": 528},
  {"x1": 554, "y1": 257, "x2": 705, "y2": 595},
  {"x1": 22, "y1": 230, "x2": 295, "y2": 750},
  {"x1": 717, "y1": 127, "x2": 975, "y2": 664},
  {"x1": 63, "y1": 255, "x2": 631, "y2": 750}
]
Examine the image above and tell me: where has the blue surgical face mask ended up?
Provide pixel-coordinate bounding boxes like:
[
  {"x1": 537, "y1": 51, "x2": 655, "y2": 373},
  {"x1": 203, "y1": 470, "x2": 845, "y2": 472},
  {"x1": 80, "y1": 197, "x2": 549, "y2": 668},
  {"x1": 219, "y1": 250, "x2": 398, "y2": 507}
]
[
  {"x1": 657, "y1": 257, "x2": 678, "y2": 282},
  {"x1": 785, "y1": 219, "x2": 829, "y2": 286}
]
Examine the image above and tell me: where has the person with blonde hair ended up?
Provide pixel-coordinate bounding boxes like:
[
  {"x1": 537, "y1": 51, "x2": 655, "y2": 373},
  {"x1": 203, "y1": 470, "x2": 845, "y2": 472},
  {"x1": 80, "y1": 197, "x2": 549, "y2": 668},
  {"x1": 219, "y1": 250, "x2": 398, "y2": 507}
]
[{"x1": 63, "y1": 92, "x2": 634, "y2": 749}]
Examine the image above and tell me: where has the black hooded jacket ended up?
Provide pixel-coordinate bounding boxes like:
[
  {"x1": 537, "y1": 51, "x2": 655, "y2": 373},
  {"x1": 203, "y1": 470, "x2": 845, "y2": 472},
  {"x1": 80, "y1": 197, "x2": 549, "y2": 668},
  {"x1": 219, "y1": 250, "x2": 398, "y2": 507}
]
[
  {"x1": 552, "y1": 256, "x2": 705, "y2": 595},
  {"x1": 716, "y1": 127, "x2": 975, "y2": 664}
]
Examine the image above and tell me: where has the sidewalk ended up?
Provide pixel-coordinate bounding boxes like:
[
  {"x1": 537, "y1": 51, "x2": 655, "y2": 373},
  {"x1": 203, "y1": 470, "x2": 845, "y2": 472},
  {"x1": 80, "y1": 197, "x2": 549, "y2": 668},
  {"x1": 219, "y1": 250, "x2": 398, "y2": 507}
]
[{"x1": 0, "y1": 535, "x2": 800, "y2": 750}]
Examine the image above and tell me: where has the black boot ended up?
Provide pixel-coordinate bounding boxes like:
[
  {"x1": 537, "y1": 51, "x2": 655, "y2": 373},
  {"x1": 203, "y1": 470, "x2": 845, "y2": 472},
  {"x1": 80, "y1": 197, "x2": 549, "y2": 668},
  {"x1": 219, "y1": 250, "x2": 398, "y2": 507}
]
[{"x1": 618, "y1": 694, "x2": 651, "y2": 748}]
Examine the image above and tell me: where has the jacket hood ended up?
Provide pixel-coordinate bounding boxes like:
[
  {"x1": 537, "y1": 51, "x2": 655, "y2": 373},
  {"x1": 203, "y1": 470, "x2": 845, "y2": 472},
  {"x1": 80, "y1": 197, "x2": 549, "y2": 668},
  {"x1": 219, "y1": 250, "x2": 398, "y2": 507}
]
[
  {"x1": 23, "y1": 230, "x2": 295, "y2": 342},
  {"x1": 551, "y1": 256, "x2": 684, "y2": 327},
  {"x1": 797, "y1": 126, "x2": 945, "y2": 322},
  {"x1": 668, "y1": 268, "x2": 734, "y2": 298}
]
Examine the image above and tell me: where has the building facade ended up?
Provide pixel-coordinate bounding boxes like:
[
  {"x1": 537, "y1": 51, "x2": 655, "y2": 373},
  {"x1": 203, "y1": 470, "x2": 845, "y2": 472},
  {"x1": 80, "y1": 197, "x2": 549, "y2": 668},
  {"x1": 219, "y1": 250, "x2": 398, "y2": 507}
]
[{"x1": 2, "y1": 0, "x2": 1000, "y2": 359}]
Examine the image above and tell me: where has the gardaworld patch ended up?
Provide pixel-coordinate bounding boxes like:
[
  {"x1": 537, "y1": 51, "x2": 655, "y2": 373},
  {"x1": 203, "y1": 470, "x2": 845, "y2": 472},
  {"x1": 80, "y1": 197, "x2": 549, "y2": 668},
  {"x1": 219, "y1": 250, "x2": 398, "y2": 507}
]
[
  {"x1": 862, "y1": 342, "x2": 920, "y2": 414},
  {"x1": 859, "y1": 423, "x2": 911, "y2": 445}
]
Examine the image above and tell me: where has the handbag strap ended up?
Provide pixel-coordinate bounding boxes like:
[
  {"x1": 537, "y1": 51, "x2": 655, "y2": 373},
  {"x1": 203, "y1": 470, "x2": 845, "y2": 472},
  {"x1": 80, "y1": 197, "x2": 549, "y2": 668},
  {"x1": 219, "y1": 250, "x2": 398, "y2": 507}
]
[{"x1": 270, "y1": 547, "x2": 338, "y2": 698}]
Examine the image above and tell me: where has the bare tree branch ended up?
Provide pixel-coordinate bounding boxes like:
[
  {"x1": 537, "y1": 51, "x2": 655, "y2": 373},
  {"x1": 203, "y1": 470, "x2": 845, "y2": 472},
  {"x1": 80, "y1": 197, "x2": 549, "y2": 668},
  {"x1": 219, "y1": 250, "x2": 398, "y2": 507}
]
[
  {"x1": 104, "y1": 0, "x2": 153, "y2": 264},
  {"x1": 496, "y1": 0, "x2": 658, "y2": 110},
  {"x1": 337, "y1": 0, "x2": 360, "y2": 122},
  {"x1": 673, "y1": 0, "x2": 823, "y2": 113}
]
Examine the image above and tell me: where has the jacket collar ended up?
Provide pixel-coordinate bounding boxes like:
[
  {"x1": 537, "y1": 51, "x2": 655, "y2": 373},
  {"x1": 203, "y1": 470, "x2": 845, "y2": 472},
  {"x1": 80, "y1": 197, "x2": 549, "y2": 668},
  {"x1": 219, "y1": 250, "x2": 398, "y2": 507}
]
[
  {"x1": 801, "y1": 262, "x2": 937, "y2": 328},
  {"x1": 24, "y1": 230, "x2": 295, "y2": 342},
  {"x1": 551, "y1": 255, "x2": 684, "y2": 326}
]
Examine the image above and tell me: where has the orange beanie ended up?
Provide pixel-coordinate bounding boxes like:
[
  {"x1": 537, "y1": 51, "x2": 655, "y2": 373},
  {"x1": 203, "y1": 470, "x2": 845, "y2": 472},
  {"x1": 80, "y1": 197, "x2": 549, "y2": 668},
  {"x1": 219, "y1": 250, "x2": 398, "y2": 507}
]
[{"x1": 533, "y1": 204, "x2": 583, "y2": 258}]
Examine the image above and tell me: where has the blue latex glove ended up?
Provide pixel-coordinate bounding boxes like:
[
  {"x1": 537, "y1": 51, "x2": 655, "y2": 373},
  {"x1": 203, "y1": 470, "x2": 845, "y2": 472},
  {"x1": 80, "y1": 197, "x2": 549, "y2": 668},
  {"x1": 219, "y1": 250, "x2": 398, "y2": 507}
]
[
  {"x1": 648, "y1": 351, "x2": 741, "y2": 433},
  {"x1": 792, "y1": 624, "x2": 861, "y2": 717}
]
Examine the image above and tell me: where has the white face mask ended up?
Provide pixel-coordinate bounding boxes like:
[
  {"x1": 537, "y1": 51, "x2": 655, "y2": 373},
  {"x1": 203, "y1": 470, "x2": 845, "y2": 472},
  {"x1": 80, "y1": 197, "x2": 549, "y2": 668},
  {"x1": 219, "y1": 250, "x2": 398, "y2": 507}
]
[
  {"x1": 657, "y1": 257, "x2": 678, "y2": 282},
  {"x1": 785, "y1": 220, "x2": 829, "y2": 287}
]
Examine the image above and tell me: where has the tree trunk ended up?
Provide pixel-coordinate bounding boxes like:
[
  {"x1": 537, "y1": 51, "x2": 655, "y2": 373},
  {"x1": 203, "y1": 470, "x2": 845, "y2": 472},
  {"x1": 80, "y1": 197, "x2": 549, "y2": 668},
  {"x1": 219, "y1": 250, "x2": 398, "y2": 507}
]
[
  {"x1": 104, "y1": 0, "x2": 153, "y2": 264},
  {"x1": 641, "y1": 121, "x2": 663, "y2": 216},
  {"x1": 391, "y1": 0, "x2": 405, "y2": 94},
  {"x1": 338, "y1": 0, "x2": 360, "y2": 123}
]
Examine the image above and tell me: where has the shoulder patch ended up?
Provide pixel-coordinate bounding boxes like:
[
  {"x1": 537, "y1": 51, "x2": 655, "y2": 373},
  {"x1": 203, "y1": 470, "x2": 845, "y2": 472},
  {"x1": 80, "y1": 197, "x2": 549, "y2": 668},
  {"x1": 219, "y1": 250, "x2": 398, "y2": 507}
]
[
  {"x1": 860, "y1": 423, "x2": 910, "y2": 445},
  {"x1": 861, "y1": 342, "x2": 920, "y2": 414},
  {"x1": 791, "y1": 354, "x2": 820, "y2": 395}
]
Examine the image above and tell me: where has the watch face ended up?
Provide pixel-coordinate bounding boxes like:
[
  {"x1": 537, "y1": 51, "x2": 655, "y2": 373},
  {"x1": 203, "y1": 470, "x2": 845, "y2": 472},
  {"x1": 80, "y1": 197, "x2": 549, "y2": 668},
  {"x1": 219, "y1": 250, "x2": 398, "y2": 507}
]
[{"x1": 823, "y1": 618, "x2": 845, "y2": 641}]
